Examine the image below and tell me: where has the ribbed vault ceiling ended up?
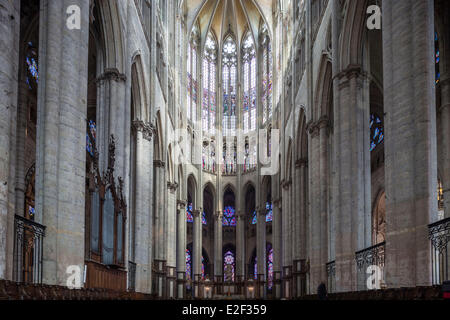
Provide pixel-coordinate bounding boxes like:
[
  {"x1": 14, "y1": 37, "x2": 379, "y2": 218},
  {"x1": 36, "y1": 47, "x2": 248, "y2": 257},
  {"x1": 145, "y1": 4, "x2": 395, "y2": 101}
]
[{"x1": 184, "y1": 0, "x2": 273, "y2": 50}]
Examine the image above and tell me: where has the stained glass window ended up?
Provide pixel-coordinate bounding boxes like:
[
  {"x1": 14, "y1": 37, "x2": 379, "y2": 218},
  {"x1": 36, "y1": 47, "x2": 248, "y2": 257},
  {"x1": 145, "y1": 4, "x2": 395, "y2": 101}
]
[
  {"x1": 26, "y1": 42, "x2": 38, "y2": 90},
  {"x1": 251, "y1": 210, "x2": 257, "y2": 225},
  {"x1": 223, "y1": 250, "x2": 235, "y2": 282},
  {"x1": 186, "y1": 248, "x2": 206, "y2": 280},
  {"x1": 186, "y1": 203, "x2": 194, "y2": 223},
  {"x1": 187, "y1": 27, "x2": 199, "y2": 122},
  {"x1": 222, "y1": 36, "x2": 237, "y2": 173},
  {"x1": 261, "y1": 25, "x2": 273, "y2": 124},
  {"x1": 186, "y1": 248, "x2": 192, "y2": 281},
  {"x1": 370, "y1": 114, "x2": 384, "y2": 152},
  {"x1": 252, "y1": 244, "x2": 274, "y2": 289},
  {"x1": 251, "y1": 202, "x2": 273, "y2": 224},
  {"x1": 201, "y1": 256, "x2": 205, "y2": 279},
  {"x1": 222, "y1": 206, "x2": 236, "y2": 226},
  {"x1": 242, "y1": 32, "x2": 256, "y2": 133},
  {"x1": 202, "y1": 211, "x2": 207, "y2": 225},
  {"x1": 266, "y1": 202, "x2": 273, "y2": 222},
  {"x1": 436, "y1": 32, "x2": 440, "y2": 85},
  {"x1": 86, "y1": 120, "x2": 97, "y2": 156},
  {"x1": 202, "y1": 33, "x2": 217, "y2": 134},
  {"x1": 267, "y1": 247, "x2": 274, "y2": 289}
]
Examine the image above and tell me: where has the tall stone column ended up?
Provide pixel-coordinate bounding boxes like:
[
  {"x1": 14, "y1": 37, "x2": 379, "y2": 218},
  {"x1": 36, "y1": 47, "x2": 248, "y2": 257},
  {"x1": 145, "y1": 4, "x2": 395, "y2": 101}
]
[
  {"x1": 294, "y1": 158, "x2": 307, "y2": 297},
  {"x1": 96, "y1": 69, "x2": 127, "y2": 176},
  {"x1": 153, "y1": 160, "x2": 166, "y2": 297},
  {"x1": 193, "y1": 209, "x2": 202, "y2": 297},
  {"x1": 14, "y1": 81, "x2": 30, "y2": 220},
  {"x1": 131, "y1": 121, "x2": 154, "y2": 293},
  {"x1": 272, "y1": 199, "x2": 282, "y2": 298},
  {"x1": 256, "y1": 207, "x2": 266, "y2": 298},
  {"x1": 176, "y1": 200, "x2": 187, "y2": 298},
  {"x1": 311, "y1": 119, "x2": 330, "y2": 289},
  {"x1": 281, "y1": 182, "x2": 292, "y2": 298},
  {"x1": 213, "y1": 210, "x2": 223, "y2": 293},
  {"x1": 166, "y1": 182, "x2": 178, "y2": 299},
  {"x1": 0, "y1": 0, "x2": 20, "y2": 281},
  {"x1": 235, "y1": 210, "x2": 245, "y2": 290},
  {"x1": 333, "y1": 66, "x2": 371, "y2": 292},
  {"x1": 440, "y1": 79, "x2": 450, "y2": 219},
  {"x1": 34, "y1": 0, "x2": 90, "y2": 285},
  {"x1": 307, "y1": 124, "x2": 321, "y2": 291},
  {"x1": 382, "y1": 0, "x2": 436, "y2": 287}
]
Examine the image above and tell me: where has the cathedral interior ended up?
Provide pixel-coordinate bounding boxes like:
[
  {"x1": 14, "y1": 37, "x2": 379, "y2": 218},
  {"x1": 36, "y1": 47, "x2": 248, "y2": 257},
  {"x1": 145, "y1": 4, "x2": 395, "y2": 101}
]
[{"x1": 0, "y1": 0, "x2": 449, "y2": 300}]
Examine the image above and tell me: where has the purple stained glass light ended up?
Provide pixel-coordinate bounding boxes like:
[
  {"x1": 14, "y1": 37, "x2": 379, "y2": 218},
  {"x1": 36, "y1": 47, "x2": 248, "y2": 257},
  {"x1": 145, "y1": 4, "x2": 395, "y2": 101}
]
[
  {"x1": 223, "y1": 206, "x2": 236, "y2": 226},
  {"x1": 186, "y1": 248, "x2": 192, "y2": 281},
  {"x1": 223, "y1": 250, "x2": 235, "y2": 282}
]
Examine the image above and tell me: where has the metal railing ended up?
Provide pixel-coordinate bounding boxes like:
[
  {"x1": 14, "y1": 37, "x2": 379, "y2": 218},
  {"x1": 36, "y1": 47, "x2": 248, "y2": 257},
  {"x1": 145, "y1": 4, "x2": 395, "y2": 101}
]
[
  {"x1": 429, "y1": 217, "x2": 450, "y2": 285},
  {"x1": 128, "y1": 261, "x2": 137, "y2": 291},
  {"x1": 13, "y1": 215, "x2": 45, "y2": 284},
  {"x1": 326, "y1": 260, "x2": 336, "y2": 293},
  {"x1": 355, "y1": 241, "x2": 385, "y2": 290}
]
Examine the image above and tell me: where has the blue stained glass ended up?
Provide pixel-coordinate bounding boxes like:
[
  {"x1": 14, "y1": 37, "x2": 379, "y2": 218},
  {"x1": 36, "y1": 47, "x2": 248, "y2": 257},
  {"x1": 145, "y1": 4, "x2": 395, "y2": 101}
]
[
  {"x1": 370, "y1": 114, "x2": 384, "y2": 152},
  {"x1": 202, "y1": 211, "x2": 207, "y2": 225},
  {"x1": 86, "y1": 120, "x2": 97, "y2": 156},
  {"x1": 251, "y1": 203, "x2": 273, "y2": 224},
  {"x1": 186, "y1": 248, "x2": 206, "y2": 280},
  {"x1": 251, "y1": 211, "x2": 257, "y2": 225},
  {"x1": 223, "y1": 206, "x2": 236, "y2": 226},
  {"x1": 25, "y1": 43, "x2": 38, "y2": 89},
  {"x1": 28, "y1": 206, "x2": 35, "y2": 218},
  {"x1": 186, "y1": 203, "x2": 194, "y2": 223},
  {"x1": 435, "y1": 32, "x2": 440, "y2": 84},
  {"x1": 266, "y1": 202, "x2": 273, "y2": 222}
]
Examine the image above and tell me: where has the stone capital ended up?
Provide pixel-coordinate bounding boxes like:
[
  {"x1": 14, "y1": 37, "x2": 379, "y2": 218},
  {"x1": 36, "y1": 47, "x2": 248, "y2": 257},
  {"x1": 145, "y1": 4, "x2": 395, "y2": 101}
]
[
  {"x1": 132, "y1": 120, "x2": 154, "y2": 141},
  {"x1": 167, "y1": 182, "x2": 179, "y2": 193},
  {"x1": 192, "y1": 209, "x2": 202, "y2": 218},
  {"x1": 154, "y1": 160, "x2": 165, "y2": 168},
  {"x1": 282, "y1": 179, "x2": 292, "y2": 190},
  {"x1": 273, "y1": 198, "x2": 282, "y2": 208},
  {"x1": 96, "y1": 68, "x2": 127, "y2": 83},
  {"x1": 177, "y1": 200, "x2": 187, "y2": 210},
  {"x1": 295, "y1": 158, "x2": 308, "y2": 168}
]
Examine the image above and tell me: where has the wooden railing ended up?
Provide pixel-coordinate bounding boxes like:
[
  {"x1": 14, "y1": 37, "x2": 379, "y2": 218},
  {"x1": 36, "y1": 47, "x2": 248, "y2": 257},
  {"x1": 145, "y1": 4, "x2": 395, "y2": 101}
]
[{"x1": 85, "y1": 260, "x2": 127, "y2": 292}]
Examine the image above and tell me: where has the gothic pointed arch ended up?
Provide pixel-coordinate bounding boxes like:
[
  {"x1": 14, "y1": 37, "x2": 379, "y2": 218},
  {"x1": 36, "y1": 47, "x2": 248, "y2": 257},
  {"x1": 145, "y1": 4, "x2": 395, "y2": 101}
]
[{"x1": 94, "y1": 0, "x2": 126, "y2": 73}]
